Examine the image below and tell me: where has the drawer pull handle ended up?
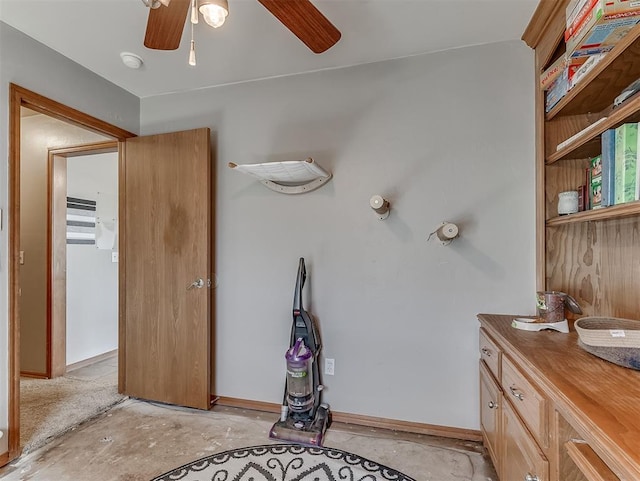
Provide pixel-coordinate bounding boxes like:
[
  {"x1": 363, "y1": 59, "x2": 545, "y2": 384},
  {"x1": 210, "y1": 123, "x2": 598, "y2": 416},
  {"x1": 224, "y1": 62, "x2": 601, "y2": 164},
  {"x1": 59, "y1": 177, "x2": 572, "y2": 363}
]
[
  {"x1": 509, "y1": 386, "x2": 525, "y2": 401},
  {"x1": 481, "y1": 347, "x2": 491, "y2": 357},
  {"x1": 488, "y1": 401, "x2": 498, "y2": 409},
  {"x1": 525, "y1": 474, "x2": 540, "y2": 481}
]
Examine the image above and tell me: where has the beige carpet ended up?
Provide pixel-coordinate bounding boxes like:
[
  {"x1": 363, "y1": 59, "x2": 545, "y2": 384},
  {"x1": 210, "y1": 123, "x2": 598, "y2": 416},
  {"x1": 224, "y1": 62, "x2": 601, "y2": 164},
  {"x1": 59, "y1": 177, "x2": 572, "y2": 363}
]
[{"x1": 20, "y1": 369, "x2": 125, "y2": 454}]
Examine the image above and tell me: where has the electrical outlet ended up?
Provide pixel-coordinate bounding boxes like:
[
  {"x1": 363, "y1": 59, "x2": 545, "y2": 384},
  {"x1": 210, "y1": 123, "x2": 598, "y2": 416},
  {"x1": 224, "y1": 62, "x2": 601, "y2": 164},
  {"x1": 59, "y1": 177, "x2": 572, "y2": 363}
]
[{"x1": 324, "y1": 358, "x2": 335, "y2": 376}]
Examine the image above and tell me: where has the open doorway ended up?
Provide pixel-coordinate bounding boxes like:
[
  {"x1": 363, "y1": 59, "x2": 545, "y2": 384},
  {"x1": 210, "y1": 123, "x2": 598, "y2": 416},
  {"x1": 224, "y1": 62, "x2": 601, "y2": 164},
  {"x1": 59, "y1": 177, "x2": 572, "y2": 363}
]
[
  {"x1": 22, "y1": 137, "x2": 125, "y2": 452},
  {"x1": 19, "y1": 109, "x2": 114, "y2": 379},
  {"x1": 8, "y1": 84, "x2": 213, "y2": 465},
  {"x1": 8, "y1": 84, "x2": 135, "y2": 461},
  {"x1": 18, "y1": 110, "x2": 123, "y2": 452}
]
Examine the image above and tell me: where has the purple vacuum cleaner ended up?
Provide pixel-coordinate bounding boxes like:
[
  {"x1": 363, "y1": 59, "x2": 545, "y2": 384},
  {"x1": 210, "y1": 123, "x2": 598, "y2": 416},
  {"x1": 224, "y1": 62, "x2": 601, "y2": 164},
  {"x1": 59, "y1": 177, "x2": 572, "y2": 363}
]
[{"x1": 269, "y1": 258, "x2": 331, "y2": 446}]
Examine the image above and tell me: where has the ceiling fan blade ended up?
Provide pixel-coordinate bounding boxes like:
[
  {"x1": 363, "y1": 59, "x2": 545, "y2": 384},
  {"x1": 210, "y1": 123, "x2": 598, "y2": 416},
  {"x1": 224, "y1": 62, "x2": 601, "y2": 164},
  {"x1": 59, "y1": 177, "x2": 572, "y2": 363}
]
[
  {"x1": 144, "y1": 0, "x2": 191, "y2": 50},
  {"x1": 257, "y1": 0, "x2": 341, "y2": 53}
]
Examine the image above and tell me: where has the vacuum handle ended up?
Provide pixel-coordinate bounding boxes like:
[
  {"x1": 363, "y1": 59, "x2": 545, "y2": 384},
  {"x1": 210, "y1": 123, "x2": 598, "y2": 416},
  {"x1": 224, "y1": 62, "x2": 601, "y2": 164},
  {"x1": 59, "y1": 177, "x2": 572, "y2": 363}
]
[{"x1": 293, "y1": 257, "x2": 306, "y2": 312}]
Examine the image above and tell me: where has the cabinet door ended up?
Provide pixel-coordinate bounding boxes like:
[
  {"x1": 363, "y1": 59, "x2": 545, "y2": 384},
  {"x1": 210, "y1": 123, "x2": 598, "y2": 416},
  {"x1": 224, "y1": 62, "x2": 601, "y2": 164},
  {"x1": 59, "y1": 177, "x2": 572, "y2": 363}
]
[
  {"x1": 502, "y1": 400, "x2": 549, "y2": 481},
  {"x1": 480, "y1": 362, "x2": 501, "y2": 475}
]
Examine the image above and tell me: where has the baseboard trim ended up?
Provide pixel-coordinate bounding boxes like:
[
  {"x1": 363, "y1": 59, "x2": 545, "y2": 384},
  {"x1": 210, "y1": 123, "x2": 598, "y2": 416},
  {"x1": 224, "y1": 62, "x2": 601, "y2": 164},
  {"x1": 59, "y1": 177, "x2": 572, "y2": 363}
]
[
  {"x1": 20, "y1": 370, "x2": 48, "y2": 379},
  {"x1": 66, "y1": 349, "x2": 117, "y2": 372},
  {"x1": 213, "y1": 396, "x2": 481, "y2": 442}
]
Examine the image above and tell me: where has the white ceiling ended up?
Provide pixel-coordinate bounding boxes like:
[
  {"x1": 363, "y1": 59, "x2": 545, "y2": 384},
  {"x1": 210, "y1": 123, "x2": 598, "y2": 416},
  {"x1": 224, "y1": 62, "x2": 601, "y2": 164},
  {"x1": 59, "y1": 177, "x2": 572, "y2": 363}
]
[{"x1": 0, "y1": 0, "x2": 539, "y2": 98}]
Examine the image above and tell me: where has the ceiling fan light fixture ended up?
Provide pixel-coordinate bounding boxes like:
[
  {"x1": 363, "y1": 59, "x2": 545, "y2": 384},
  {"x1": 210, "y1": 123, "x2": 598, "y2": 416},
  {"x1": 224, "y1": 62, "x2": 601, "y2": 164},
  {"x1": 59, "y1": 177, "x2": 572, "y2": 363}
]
[
  {"x1": 199, "y1": 0, "x2": 229, "y2": 28},
  {"x1": 141, "y1": 0, "x2": 170, "y2": 9}
]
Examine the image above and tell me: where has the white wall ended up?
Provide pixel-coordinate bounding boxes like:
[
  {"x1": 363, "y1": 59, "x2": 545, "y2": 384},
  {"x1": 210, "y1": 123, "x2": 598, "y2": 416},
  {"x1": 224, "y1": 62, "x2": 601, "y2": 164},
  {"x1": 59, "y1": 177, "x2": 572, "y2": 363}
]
[
  {"x1": 66, "y1": 152, "x2": 118, "y2": 366},
  {"x1": 0, "y1": 21, "x2": 138, "y2": 453},
  {"x1": 141, "y1": 40, "x2": 537, "y2": 430}
]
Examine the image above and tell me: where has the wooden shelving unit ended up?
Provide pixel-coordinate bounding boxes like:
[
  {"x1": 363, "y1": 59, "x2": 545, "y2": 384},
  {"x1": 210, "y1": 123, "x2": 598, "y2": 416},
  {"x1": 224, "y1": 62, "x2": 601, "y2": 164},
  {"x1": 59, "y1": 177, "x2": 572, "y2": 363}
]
[{"x1": 525, "y1": 4, "x2": 640, "y2": 320}]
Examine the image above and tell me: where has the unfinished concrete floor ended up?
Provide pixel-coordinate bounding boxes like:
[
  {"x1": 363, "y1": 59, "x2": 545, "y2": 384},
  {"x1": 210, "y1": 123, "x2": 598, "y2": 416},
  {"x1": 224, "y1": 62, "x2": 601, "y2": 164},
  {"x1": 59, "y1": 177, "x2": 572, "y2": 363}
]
[
  {"x1": 0, "y1": 399, "x2": 497, "y2": 480},
  {"x1": 3, "y1": 357, "x2": 497, "y2": 480}
]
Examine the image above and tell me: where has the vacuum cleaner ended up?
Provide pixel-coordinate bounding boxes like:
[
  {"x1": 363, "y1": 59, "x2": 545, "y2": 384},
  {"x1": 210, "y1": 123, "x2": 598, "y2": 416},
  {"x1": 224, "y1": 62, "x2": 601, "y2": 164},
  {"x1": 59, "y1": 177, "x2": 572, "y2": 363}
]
[{"x1": 269, "y1": 257, "x2": 331, "y2": 446}]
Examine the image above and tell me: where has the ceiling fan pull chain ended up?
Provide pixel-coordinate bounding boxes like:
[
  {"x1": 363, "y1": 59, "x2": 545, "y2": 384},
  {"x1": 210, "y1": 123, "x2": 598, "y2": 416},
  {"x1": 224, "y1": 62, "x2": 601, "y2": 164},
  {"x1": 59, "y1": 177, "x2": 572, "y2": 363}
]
[
  {"x1": 189, "y1": 20, "x2": 197, "y2": 66},
  {"x1": 191, "y1": 0, "x2": 199, "y2": 24}
]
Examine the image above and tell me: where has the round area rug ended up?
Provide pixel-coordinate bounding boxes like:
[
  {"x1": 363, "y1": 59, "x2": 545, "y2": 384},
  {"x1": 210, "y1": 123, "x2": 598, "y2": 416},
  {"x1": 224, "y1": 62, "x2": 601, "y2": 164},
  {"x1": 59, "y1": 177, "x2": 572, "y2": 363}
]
[{"x1": 152, "y1": 444, "x2": 416, "y2": 481}]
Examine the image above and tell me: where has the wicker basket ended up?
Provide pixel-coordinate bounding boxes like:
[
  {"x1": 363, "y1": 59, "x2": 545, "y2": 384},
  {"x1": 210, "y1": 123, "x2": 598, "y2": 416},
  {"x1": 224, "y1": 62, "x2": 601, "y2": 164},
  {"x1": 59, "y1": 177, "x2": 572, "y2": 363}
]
[{"x1": 575, "y1": 317, "x2": 640, "y2": 370}]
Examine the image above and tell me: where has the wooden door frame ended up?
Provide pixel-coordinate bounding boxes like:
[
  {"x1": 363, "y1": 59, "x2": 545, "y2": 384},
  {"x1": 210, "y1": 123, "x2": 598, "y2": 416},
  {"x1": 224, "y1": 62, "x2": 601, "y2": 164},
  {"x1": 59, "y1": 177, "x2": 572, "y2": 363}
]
[
  {"x1": 8, "y1": 83, "x2": 135, "y2": 461},
  {"x1": 47, "y1": 141, "x2": 119, "y2": 378}
]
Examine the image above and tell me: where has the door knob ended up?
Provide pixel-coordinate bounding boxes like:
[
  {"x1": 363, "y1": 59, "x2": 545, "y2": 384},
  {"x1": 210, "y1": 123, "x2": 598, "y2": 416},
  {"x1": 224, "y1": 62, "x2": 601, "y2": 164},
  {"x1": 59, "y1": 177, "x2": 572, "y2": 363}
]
[{"x1": 187, "y1": 278, "x2": 205, "y2": 290}]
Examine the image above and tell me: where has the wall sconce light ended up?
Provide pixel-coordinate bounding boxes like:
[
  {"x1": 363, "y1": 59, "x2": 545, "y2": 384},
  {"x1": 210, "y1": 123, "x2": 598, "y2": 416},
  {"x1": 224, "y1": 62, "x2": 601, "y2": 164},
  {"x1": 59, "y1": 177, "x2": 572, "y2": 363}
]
[
  {"x1": 370, "y1": 195, "x2": 390, "y2": 220},
  {"x1": 428, "y1": 222, "x2": 459, "y2": 245}
]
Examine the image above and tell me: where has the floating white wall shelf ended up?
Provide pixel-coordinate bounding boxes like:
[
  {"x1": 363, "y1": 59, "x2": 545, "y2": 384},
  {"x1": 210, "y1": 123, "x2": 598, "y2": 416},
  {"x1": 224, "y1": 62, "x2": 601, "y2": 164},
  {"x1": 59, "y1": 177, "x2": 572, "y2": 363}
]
[{"x1": 228, "y1": 158, "x2": 332, "y2": 194}]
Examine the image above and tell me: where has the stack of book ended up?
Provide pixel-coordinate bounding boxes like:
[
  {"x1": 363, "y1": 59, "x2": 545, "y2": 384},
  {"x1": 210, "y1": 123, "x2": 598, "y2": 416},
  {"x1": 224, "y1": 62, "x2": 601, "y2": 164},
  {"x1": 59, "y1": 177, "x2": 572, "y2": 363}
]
[
  {"x1": 566, "y1": 0, "x2": 640, "y2": 59},
  {"x1": 542, "y1": 0, "x2": 640, "y2": 112},
  {"x1": 585, "y1": 123, "x2": 640, "y2": 210}
]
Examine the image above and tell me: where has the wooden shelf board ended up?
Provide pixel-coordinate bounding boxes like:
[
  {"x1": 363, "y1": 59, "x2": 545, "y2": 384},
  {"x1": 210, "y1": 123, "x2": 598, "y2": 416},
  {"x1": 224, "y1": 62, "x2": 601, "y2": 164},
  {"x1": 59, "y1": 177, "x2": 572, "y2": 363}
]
[
  {"x1": 547, "y1": 95, "x2": 640, "y2": 164},
  {"x1": 565, "y1": 441, "x2": 619, "y2": 481},
  {"x1": 547, "y1": 201, "x2": 640, "y2": 225},
  {"x1": 546, "y1": 26, "x2": 640, "y2": 121}
]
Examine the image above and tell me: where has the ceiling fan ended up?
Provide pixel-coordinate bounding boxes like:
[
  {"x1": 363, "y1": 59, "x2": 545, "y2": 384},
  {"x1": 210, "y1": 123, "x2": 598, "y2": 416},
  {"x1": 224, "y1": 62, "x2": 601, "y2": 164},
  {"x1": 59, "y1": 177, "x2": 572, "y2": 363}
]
[{"x1": 141, "y1": 0, "x2": 341, "y2": 54}]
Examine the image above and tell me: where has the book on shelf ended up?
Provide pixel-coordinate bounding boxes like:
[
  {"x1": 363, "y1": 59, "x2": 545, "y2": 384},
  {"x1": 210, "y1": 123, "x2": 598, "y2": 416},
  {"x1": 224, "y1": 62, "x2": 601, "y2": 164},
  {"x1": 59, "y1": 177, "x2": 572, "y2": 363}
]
[
  {"x1": 578, "y1": 184, "x2": 586, "y2": 211},
  {"x1": 546, "y1": 68, "x2": 570, "y2": 113},
  {"x1": 637, "y1": 127, "x2": 640, "y2": 201},
  {"x1": 565, "y1": 1, "x2": 640, "y2": 58},
  {"x1": 540, "y1": 54, "x2": 567, "y2": 90},
  {"x1": 585, "y1": 167, "x2": 592, "y2": 210},
  {"x1": 614, "y1": 122, "x2": 638, "y2": 204},
  {"x1": 591, "y1": 174, "x2": 603, "y2": 209},
  {"x1": 565, "y1": 0, "x2": 600, "y2": 41},
  {"x1": 601, "y1": 129, "x2": 615, "y2": 207},
  {"x1": 569, "y1": 53, "x2": 607, "y2": 88},
  {"x1": 590, "y1": 155, "x2": 603, "y2": 209},
  {"x1": 568, "y1": 16, "x2": 640, "y2": 58}
]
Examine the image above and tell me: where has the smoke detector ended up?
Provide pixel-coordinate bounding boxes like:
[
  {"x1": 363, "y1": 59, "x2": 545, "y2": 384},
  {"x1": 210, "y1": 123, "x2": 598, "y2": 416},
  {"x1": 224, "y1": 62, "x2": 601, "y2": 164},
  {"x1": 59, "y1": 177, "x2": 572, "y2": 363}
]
[{"x1": 120, "y1": 52, "x2": 144, "y2": 69}]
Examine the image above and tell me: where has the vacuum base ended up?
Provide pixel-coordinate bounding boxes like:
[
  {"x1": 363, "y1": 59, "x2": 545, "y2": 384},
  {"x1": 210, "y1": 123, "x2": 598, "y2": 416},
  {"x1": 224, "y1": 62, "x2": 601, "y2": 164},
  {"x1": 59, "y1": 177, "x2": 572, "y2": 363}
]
[{"x1": 269, "y1": 405, "x2": 330, "y2": 446}]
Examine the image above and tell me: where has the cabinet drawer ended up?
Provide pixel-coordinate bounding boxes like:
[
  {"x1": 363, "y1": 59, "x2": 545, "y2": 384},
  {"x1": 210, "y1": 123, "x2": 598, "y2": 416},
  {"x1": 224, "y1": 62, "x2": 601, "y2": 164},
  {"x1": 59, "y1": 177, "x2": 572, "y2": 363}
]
[
  {"x1": 502, "y1": 400, "x2": 549, "y2": 481},
  {"x1": 479, "y1": 328, "x2": 501, "y2": 380},
  {"x1": 502, "y1": 355, "x2": 548, "y2": 447},
  {"x1": 480, "y1": 361, "x2": 501, "y2": 474}
]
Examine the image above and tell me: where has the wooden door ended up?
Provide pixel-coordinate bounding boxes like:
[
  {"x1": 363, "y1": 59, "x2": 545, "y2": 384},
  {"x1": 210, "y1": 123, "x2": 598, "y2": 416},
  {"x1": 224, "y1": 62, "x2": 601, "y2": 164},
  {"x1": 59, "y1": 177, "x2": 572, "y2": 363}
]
[{"x1": 120, "y1": 128, "x2": 211, "y2": 410}]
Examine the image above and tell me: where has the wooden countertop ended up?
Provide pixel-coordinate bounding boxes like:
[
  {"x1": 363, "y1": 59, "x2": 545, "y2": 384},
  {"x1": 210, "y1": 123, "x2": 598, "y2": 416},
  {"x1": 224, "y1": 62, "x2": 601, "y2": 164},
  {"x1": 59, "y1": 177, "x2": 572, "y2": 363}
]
[{"x1": 478, "y1": 313, "x2": 640, "y2": 480}]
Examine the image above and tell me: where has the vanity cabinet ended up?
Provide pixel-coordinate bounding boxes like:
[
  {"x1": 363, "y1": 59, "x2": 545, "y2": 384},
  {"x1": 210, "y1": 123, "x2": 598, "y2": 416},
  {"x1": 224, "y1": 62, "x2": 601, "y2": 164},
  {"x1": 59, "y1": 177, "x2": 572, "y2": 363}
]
[{"x1": 478, "y1": 314, "x2": 640, "y2": 481}]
